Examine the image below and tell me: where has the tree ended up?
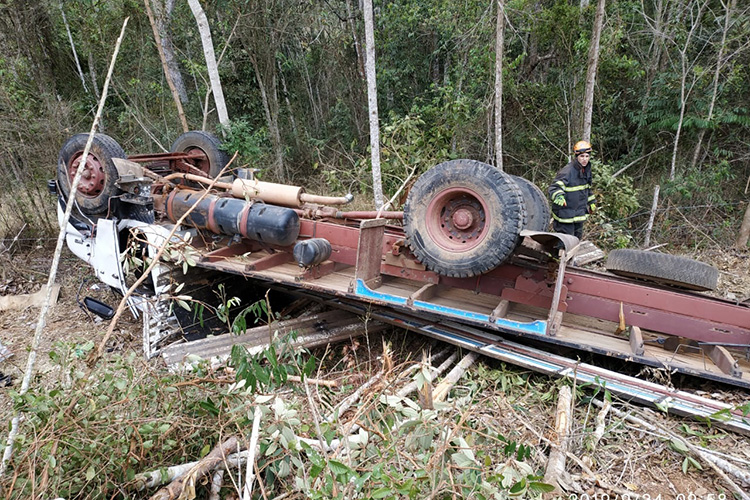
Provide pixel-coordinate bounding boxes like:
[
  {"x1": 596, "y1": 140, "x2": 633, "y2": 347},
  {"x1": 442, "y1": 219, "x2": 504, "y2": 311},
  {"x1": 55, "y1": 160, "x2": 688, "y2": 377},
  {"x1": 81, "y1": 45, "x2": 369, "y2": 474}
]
[
  {"x1": 363, "y1": 0, "x2": 383, "y2": 209},
  {"x1": 144, "y1": 0, "x2": 189, "y2": 132},
  {"x1": 187, "y1": 0, "x2": 229, "y2": 129},
  {"x1": 738, "y1": 199, "x2": 750, "y2": 248},
  {"x1": 494, "y1": 0, "x2": 505, "y2": 171},
  {"x1": 581, "y1": 0, "x2": 605, "y2": 143},
  {"x1": 237, "y1": 0, "x2": 288, "y2": 180},
  {"x1": 690, "y1": 0, "x2": 736, "y2": 169},
  {"x1": 669, "y1": 0, "x2": 708, "y2": 181},
  {"x1": 58, "y1": 2, "x2": 88, "y2": 94}
]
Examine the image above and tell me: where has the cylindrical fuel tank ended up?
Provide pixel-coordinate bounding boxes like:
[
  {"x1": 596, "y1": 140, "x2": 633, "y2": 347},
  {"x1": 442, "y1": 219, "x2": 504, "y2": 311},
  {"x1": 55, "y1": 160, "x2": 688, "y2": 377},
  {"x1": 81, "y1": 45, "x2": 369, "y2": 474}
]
[
  {"x1": 166, "y1": 189, "x2": 300, "y2": 247},
  {"x1": 293, "y1": 238, "x2": 332, "y2": 267}
]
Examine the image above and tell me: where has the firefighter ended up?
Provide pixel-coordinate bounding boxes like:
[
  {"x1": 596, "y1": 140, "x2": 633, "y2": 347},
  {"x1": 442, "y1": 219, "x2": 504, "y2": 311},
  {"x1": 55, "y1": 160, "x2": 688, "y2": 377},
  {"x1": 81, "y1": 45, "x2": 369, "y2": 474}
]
[{"x1": 548, "y1": 140, "x2": 596, "y2": 240}]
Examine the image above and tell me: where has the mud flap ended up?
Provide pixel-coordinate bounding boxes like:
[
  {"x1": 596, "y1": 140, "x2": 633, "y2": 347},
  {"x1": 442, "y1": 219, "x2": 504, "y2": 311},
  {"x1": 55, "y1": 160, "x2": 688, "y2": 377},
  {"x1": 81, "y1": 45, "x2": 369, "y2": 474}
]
[{"x1": 519, "y1": 230, "x2": 579, "y2": 256}]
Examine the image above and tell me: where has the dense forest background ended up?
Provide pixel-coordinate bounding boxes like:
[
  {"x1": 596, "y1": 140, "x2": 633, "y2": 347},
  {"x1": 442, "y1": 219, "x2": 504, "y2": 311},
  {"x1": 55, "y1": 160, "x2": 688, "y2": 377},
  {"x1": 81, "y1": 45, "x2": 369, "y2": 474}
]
[{"x1": 0, "y1": 0, "x2": 749, "y2": 250}]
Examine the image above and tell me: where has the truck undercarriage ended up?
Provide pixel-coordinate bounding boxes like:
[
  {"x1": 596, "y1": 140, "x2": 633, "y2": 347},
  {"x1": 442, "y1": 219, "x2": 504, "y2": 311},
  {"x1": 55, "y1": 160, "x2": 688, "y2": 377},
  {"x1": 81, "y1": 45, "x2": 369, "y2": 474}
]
[{"x1": 55, "y1": 131, "x2": 750, "y2": 433}]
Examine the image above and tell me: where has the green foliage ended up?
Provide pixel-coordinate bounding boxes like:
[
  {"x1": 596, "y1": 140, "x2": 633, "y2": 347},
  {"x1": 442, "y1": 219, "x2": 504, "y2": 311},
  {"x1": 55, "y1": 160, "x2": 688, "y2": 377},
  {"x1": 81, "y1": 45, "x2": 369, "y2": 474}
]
[
  {"x1": 588, "y1": 160, "x2": 640, "y2": 248},
  {"x1": 218, "y1": 118, "x2": 270, "y2": 170},
  {"x1": 229, "y1": 327, "x2": 315, "y2": 393},
  {"x1": 663, "y1": 160, "x2": 736, "y2": 206},
  {"x1": 6, "y1": 345, "x2": 220, "y2": 499}
]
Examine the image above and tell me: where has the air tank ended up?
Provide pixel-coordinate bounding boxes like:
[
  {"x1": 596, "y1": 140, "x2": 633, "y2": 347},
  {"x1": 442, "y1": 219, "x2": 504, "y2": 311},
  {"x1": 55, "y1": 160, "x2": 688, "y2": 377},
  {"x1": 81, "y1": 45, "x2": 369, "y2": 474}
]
[
  {"x1": 166, "y1": 189, "x2": 300, "y2": 247},
  {"x1": 293, "y1": 238, "x2": 332, "y2": 267}
]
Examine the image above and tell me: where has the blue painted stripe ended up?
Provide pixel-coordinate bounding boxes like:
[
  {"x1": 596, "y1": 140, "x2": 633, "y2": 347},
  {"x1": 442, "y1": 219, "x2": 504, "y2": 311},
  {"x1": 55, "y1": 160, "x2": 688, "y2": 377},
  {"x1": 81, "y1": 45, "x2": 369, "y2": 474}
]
[{"x1": 354, "y1": 279, "x2": 548, "y2": 336}]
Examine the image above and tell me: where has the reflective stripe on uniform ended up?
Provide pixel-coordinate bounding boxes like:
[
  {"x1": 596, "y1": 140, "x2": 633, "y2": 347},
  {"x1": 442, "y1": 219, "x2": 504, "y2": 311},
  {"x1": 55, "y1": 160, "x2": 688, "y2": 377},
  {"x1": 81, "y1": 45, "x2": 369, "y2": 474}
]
[
  {"x1": 552, "y1": 212, "x2": 589, "y2": 223},
  {"x1": 588, "y1": 194, "x2": 596, "y2": 201},
  {"x1": 560, "y1": 183, "x2": 590, "y2": 192}
]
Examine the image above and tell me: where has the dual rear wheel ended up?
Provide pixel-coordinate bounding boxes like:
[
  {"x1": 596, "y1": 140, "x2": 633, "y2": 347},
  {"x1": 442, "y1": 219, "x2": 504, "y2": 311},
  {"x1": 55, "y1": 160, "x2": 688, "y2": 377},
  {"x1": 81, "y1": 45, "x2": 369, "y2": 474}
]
[{"x1": 404, "y1": 160, "x2": 548, "y2": 278}]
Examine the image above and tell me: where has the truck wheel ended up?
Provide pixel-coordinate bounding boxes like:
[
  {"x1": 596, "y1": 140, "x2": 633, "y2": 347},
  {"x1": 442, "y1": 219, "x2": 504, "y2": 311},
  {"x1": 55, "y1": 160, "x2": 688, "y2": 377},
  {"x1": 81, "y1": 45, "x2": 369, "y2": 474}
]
[
  {"x1": 170, "y1": 131, "x2": 230, "y2": 178},
  {"x1": 510, "y1": 175, "x2": 550, "y2": 232},
  {"x1": 605, "y1": 249, "x2": 719, "y2": 291},
  {"x1": 57, "y1": 133, "x2": 127, "y2": 217},
  {"x1": 404, "y1": 159, "x2": 525, "y2": 278}
]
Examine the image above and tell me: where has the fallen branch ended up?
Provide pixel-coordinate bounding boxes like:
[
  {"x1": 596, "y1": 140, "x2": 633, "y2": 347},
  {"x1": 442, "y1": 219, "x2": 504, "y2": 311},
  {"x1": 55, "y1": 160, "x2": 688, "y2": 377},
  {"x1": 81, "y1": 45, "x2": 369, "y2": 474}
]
[
  {"x1": 397, "y1": 351, "x2": 458, "y2": 397},
  {"x1": 208, "y1": 469, "x2": 224, "y2": 500},
  {"x1": 543, "y1": 385, "x2": 572, "y2": 493},
  {"x1": 134, "y1": 435, "x2": 325, "y2": 491},
  {"x1": 287, "y1": 375, "x2": 339, "y2": 387},
  {"x1": 595, "y1": 400, "x2": 750, "y2": 499},
  {"x1": 242, "y1": 407, "x2": 262, "y2": 500},
  {"x1": 149, "y1": 436, "x2": 239, "y2": 500},
  {"x1": 417, "y1": 351, "x2": 434, "y2": 409},
  {"x1": 432, "y1": 352, "x2": 478, "y2": 402},
  {"x1": 507, "y1": 400, "x2": 636, "y2": 498},
  {"x1": 590, "y1": 398, "x2": 611, "y2": 452},
  {"x1": 326, "y1": 370, "x2": 384, "y2": 423}
]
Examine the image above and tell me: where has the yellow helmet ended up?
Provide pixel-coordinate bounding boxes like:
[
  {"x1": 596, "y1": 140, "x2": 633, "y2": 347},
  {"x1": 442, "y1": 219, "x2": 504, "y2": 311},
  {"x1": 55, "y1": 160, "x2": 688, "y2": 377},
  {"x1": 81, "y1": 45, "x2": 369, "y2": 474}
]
[{"x1": 574, "y1": 140, "x2": 592, "y2": 156}]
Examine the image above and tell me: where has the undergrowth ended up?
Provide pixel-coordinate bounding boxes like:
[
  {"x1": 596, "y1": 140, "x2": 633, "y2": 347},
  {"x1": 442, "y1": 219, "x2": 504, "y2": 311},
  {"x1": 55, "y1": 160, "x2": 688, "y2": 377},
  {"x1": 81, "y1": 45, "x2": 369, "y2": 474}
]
[{"x1": 1, "y1": 331, "x2": 561, "y2": 499}]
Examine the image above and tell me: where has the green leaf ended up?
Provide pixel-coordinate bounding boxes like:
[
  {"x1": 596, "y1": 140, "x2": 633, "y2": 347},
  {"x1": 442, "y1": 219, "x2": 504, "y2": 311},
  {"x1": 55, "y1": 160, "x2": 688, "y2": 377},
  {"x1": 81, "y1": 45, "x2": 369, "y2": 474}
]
[
  {"x1": 669, "y1": 438, "x2": 689, "y2": 455},
  {"x1": 85, "y1": 465, "x2": 95, "y2": 481},
  {"x1": 529, "y1": 481, "x2": 556, "y2": 493},
  {"x1": 310, "y1": 463, "x2": 323, "y2": 478},
  {"x1": 509, "y1": 478, "x2": 527, "y2": 495},
  {"x1": 372, "y1": 487, "x2": 394, "y2": 498},
  {"x1": 328, "y1": 460, "x2": 352, "y2": 476}
]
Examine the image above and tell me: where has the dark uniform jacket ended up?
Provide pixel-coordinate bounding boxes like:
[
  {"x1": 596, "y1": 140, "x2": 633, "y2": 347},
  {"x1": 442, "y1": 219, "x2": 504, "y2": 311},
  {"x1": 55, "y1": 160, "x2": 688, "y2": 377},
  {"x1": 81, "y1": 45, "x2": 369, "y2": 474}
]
[{"x1": 548, "y1": 159, "x2": 595, "y2": 223}]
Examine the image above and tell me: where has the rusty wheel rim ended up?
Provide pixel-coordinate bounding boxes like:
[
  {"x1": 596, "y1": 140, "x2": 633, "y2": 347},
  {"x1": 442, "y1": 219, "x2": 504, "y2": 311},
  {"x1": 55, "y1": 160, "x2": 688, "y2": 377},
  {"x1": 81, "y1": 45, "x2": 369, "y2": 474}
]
[
  {"x1": 68, "y1": 151, "x2": 106, "y2": 197},
  {"x1": 183, "y1": 147, "x2": 210, "y2": 175},
  {"x1": 425, "y1": 187, "x2": 491, "y2": 251}
]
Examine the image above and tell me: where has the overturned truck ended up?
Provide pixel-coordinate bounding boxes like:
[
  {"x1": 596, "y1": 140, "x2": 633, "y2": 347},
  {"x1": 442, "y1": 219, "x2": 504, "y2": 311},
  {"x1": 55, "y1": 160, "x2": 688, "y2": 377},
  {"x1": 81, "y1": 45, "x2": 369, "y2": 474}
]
[{"x1": 54, "y1": 131, "x2": 750, "y2": 429}]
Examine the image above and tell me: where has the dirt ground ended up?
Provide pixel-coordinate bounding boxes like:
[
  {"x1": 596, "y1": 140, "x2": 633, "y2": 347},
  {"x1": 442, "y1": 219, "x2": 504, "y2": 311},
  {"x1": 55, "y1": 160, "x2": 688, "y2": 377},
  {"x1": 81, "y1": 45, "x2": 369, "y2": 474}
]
[{"x1": 0, "y1": 244, "x2": 749, "y2": 498}]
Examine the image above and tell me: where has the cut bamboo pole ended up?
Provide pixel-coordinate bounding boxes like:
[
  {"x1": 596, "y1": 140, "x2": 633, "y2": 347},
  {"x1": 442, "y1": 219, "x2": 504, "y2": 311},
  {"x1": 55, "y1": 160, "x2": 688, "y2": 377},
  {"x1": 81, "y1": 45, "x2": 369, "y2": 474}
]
[
  {"x1": 543, "y1": 385, "x2": 572, "y2": 493},
  {"x1": 397, "y1": 351, "x2": 458, "y2": 398},
  {"x1": 149, "y1": 437, "x2": 239, "y2": 500},
  {"x1": 432, "y1": 352, "x2": 478, "y2": 402}
]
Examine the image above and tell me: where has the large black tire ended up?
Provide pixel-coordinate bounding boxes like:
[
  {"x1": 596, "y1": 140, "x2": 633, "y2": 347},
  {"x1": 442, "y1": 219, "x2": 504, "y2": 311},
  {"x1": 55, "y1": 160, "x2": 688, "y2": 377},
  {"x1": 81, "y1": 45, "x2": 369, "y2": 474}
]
[
  {"x1": 605, "y1": 249, "x2": 719, "y2": 291},
  {"x1": 57, "y1": 133, "x2": 127, "y2": 217},
  {"x1": 404, "y1": 160, "x2": 526, "y2": 278},
  {"x1": 510, "y1": 175, "x2": 550, "y2": 232},
  {"x1": 170, "y1": 131, "x2": 230, "y2": 178}
]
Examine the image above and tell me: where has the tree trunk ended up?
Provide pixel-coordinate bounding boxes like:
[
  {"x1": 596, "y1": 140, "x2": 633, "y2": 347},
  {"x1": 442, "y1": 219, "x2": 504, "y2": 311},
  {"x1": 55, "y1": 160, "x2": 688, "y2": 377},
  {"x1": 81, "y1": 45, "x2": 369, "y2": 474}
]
[
  {"x1": 738, "y1": 198, "x2": 750, "y2": 248},
  {"x1": 87, "y1": 51, "x2": 101, "y2": 100},
  {"x1": 187, "y1": 0, "x2": 229, "y2": 128},
  {"x1": 58, "y1": 3, "x2": 88, "y2": 93},
  {"x1": 644, "y1": 184, "x2": 660, "y2": 248},
  {"x1": 278, "y1": 60, "x2": 300, "y2": 147},
  {"x1": 345, "y1": 0, "x2": 365, "y2": 80},
  {"x1": 670, "y1": 0, "x2": 707, "y2": 181},
  {"x1": 251, "y1": 55, "x2": 286, "y2": 180},
  {"x1": 363, "y1": 0, "x2": 384, "y2": 209},
  {"x1": 690, "y1": 0, "x2": 735, "y2": 170},
  {"x1": 152, "y1": 0, "x2": 189, "y2": 104},
  {"x1": 494, "y1": 0, "x2": 505, "y2": 171},
  {"x1": 144, "y1": 0, "x2": 189, "y2": 132},
  {"x1": 582, "y1": 0, "x2": 605, "y2": 143}
]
